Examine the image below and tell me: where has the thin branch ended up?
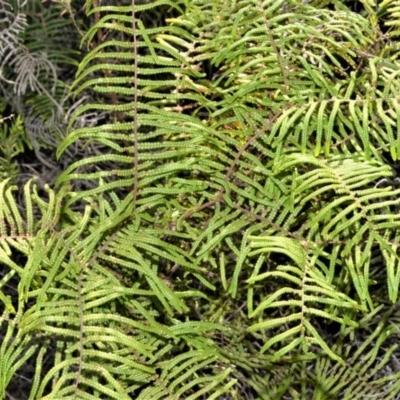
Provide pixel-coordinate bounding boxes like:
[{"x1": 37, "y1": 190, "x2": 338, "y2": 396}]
[
  {"x1": 131, "y1": 0, "x2": 139, "y2": 209},
  {"x1": 259, "y1": 1, "x2": 289, "y2": 96}
]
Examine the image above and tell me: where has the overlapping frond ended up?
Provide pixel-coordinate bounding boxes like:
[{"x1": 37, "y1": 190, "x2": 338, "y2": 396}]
[
  {"x1": 2, "y1": 0, "x2": 400, "y2": 398},
  {"x1": 0, "y1": 180, "x2": 235, "y2": 398}
]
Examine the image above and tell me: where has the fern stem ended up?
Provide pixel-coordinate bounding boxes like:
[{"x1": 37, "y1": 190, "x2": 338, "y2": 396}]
[{"x1": 131, "y1": 0, "x2": 139, "y2": 209}]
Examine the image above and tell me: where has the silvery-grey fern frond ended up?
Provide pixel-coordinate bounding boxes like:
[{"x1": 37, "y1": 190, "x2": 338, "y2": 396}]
[
  {"x1": 0, "y1": 0, "x2": 26, "y2": 62},
  {"x1": 0, "y1": 0, "x2": 80, "y2": 161}
]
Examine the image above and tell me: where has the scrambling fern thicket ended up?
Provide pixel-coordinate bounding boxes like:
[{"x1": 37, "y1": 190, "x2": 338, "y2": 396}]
[{"x1": 2, "y1": 0, "x2": 400, "y2": 398}]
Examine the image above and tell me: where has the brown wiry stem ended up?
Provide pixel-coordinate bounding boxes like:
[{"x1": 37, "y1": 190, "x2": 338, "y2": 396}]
[
  {"x1": 183, "y1": 105, "x2": 290, "y2": 219},
  {"x1": 131, "y1": 0, "x2": 139, "y2": 208},
  {"x1": 259, "y1": 1, "x2": 289, "y2": 96}
]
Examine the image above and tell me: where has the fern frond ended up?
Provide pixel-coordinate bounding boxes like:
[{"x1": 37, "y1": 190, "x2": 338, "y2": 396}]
[{"x1": 3, "y1": 0, "x2": 400, "y2": 397}]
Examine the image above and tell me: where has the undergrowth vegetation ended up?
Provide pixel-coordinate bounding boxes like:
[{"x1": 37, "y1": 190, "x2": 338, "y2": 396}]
[{"x1": 2, "y1": 0, "x2": 400, "y2": 398}]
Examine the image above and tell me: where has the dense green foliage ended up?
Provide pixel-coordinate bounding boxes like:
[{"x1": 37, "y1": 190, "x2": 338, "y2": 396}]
[{"x1": 2, "y1": 0, "x2": 400, "y2": 398}]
